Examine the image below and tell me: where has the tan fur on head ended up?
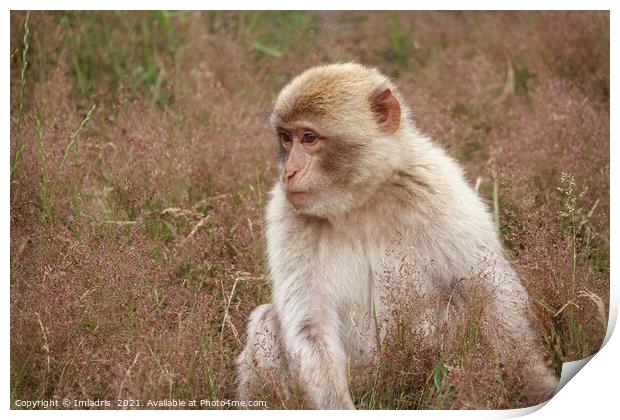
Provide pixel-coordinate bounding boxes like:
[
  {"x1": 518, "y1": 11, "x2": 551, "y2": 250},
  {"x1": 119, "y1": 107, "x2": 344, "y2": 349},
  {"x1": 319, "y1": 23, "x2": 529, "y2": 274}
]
[{"x1": 271, "y1": 63, "x2": 406, "y2": 139}]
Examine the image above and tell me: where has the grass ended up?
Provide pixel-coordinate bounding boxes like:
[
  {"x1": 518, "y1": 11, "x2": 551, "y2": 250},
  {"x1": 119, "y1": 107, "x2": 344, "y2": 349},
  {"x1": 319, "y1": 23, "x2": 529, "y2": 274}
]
[
  {"x1": 10, "y1": 11, "x2": 609, "y2": 409},
  {"x1": 11, "y1": 12, "x2": 30, "y2": 182},
  {"x1": 33, "y1": 104, "x2": 95, "y2": 223}
]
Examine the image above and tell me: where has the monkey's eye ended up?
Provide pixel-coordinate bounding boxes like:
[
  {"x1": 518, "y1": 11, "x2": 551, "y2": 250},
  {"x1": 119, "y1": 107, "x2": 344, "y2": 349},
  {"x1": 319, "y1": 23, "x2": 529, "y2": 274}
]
[
  {"x1": 279, "y1": 132, "x2": 292, "y2": 145},
  {"x1": 302, "y1": 132, "x2": 317, "y2": 144}
]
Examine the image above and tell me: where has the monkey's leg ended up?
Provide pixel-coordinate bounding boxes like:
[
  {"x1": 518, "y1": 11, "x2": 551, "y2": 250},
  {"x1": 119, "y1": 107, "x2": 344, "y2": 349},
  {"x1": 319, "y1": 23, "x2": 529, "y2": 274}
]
[
  {"x1": 236, "y1": 304, "x2": 289, "y2": 405},
  {"x1": 279, "y1": 303, "x2": 355, "y2": 409},
  {"x1": 485, "y1": 264, "x2": 559, "y2": 405}
]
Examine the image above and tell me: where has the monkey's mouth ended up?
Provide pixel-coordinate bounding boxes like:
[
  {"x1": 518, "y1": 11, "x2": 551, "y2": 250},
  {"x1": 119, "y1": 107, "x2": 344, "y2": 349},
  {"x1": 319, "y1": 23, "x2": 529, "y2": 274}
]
[{"x1": 285, "y1": 190, "x2": 313, "y2": 206}]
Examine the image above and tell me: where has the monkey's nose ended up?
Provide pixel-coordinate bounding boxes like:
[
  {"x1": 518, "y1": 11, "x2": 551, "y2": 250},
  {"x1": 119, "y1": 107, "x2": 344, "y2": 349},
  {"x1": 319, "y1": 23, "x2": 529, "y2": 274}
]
[{"x1": 285, "y1": 168, "x2": 298, "y2": 181}]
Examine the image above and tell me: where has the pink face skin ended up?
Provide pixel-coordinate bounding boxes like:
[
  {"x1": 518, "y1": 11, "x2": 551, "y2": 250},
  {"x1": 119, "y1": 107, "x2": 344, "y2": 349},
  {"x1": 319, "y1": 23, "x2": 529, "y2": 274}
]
[{"x1": 277, "y1": 123, "x2": 327, "y2": 208}]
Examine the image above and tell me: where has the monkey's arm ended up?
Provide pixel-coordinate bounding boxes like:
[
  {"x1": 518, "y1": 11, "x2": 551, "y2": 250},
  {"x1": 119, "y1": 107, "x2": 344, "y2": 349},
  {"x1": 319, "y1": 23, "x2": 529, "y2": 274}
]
[{"x1": 274, "y1": 281, "x2": 355, "y2": 409}]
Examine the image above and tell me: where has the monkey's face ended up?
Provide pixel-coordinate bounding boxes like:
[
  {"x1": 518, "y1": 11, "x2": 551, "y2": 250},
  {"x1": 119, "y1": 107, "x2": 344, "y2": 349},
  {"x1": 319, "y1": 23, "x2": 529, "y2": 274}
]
[
  {"x1": 274, "y1": 118, "x2": 384, "y2": 217},
  {"x1": 276, "y1": 122, "x2": 331, "y2": 210}
]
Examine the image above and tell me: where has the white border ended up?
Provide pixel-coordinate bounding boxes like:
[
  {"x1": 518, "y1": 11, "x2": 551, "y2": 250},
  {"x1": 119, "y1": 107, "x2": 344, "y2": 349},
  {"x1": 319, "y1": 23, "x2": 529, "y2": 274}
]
[{"x1": 3, "y1": 2, "x2": 616, "y2": 419}]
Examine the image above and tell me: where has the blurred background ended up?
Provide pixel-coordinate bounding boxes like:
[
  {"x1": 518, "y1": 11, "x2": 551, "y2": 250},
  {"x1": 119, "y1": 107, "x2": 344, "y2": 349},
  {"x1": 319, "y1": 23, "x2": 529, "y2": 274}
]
[{"x1": 10, "y1": 11, "x2": 609, "y2": 409}]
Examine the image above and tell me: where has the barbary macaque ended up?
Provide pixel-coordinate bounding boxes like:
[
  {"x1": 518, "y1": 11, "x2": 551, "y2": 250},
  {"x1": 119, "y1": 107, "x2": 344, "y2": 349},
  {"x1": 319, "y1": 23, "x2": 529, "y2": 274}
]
[{"x1": 236, "y1": 63, "x2": 558, "y2": 409}]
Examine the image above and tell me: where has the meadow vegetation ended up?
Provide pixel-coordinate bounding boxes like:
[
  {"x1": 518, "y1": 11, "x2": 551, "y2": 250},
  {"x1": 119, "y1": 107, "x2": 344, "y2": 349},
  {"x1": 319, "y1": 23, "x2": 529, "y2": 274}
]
[{"x1": 10, "y1": 11, "x2": 609, "y2": 409}]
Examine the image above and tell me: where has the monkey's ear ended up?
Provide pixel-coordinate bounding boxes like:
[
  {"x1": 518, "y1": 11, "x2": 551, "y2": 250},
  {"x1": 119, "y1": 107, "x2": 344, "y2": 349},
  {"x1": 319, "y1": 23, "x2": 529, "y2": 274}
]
[{"x1": 370, "y1": 87, "x2": 401, "y2": 135}]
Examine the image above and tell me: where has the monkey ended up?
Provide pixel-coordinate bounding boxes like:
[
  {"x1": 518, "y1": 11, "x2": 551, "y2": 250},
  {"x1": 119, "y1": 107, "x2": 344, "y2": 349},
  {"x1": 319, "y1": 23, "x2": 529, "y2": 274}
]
[{"x1": 236, "y1": 63, "x2": 559, "y2": 409}]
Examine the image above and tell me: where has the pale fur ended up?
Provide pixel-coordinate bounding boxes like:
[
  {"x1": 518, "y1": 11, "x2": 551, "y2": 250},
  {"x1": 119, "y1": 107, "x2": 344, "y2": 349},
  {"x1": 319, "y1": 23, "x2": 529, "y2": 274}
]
[{"x1": 236, "y1": 63, "x2": 559, "y2": 409}]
